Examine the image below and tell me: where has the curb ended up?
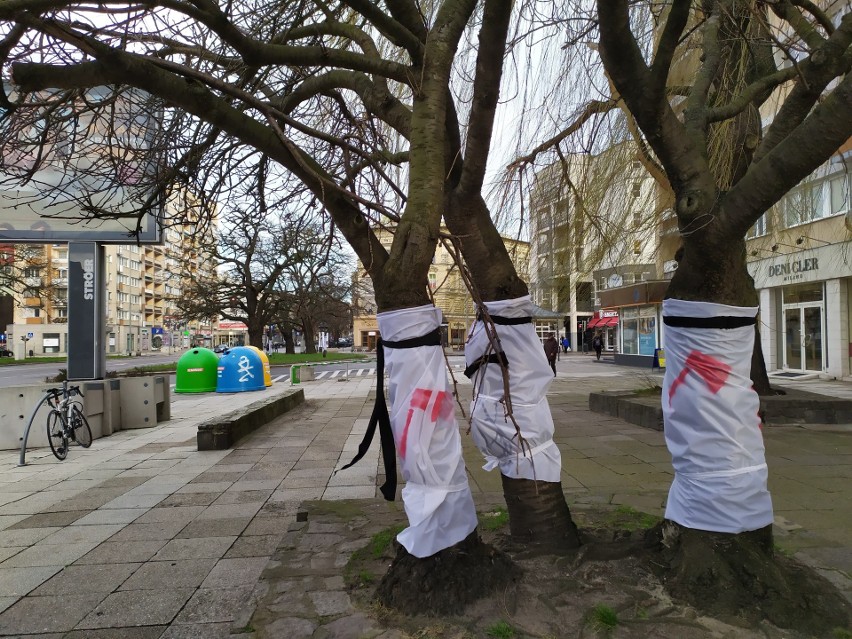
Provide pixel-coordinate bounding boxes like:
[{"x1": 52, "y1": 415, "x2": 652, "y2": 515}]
[{"x1": 197, "y1": 387, "x2": 305, "y2": 450}]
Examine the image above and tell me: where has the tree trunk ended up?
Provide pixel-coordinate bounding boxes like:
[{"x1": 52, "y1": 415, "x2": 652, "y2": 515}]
[
  {"x1": 750, "y1": 325, "x2": 783, "y2": 398},
  {"x1": 281, "y1": 327, "x2": 295, "y2": 355},
  {"x1": 501, "y1": 476, "x2": 579, "y2": 551},
  {"x1": 247, "y1": 325, "x2": 264, "y2": 349},
  {"x1": 445, "y1": 193, "x2": 581, "y2": 552},
  {"x1": 302, "y1": 317, "x2": 317, "y2": 354}
]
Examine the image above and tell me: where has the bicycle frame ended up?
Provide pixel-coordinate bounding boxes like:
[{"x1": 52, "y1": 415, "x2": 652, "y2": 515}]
[{"x1": 44, "y1": 381, "x2": 90, "y2": 461}]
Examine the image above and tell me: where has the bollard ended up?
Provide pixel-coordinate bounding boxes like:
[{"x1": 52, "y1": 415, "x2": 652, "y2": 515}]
[{"x1": 290, "y1": 365, "x2": 300, "y2": 385}]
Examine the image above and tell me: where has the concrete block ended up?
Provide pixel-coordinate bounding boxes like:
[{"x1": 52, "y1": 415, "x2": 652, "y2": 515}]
[
  {"x1": 197, "y1": 388, "x2": 305, "y2": 450},
  {"x1": 0, "y1": 384, "x2": 55, "y2": 450},
  {"x1": 81, "y1": 381, "x2": 106, "y2": 439},
  {"x1": 119, "y1": 375, "x2": 171, "y2": 429}
]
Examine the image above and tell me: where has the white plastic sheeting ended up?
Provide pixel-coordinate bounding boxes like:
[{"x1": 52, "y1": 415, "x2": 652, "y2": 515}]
[
  {"x1": 465, "y1": 296, "x2": 562, "y2": 482},
  {"x1": 377, "y1": 305, "x2": 478, "y2": 558},
  {"x1": 662, "y1": 298, "x2": 774, "y2": 533}
]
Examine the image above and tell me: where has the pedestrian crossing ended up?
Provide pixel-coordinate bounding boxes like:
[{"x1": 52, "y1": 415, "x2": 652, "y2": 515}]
[{"x1": 313, "y1": 368, "x2": 377, "y2": 379}]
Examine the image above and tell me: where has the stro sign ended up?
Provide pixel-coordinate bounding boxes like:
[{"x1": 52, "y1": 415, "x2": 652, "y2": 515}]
[{"x1": 83, "y1": 259, "x2": 95, "y2": 300}]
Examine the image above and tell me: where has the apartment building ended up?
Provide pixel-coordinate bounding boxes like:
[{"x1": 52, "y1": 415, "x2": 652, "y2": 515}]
[
  {"x1": 2, "y1": 216, "x2": 217, "y2": 357},
  {"x1": 528, "y1": 144, "x2": 659, "y2": 353},
  {"x1": 351, "y1": 227, "x2": 530, "y2": 350}
]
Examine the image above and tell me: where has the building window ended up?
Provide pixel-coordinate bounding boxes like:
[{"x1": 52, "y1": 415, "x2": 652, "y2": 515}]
[
  {"x1": 779, "y1": 179, "x2": 825, "y2": 227},
  {"x1": 428, "y1": 272, "x2": 437, "y2": 289},
  {"x1": 829, "y1": 173, "x2": 851, "y2": 215},
  {"x1": 632, "y1": 182, "x2": 642, "y2": 198},
  {"x1": 747, "y1": 213, "x2": 767, "y2": 238},
  {"x1": 620, "y1": 306, "x2": 657, "y2": 356},
  {"x1": 633, "y1": 241, "x2": 642, "y2": 255}
]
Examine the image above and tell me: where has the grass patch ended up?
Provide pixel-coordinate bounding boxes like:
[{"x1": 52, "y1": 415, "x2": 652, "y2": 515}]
[
  {"x1": 605, "y1": 505, "x2": 659, "y2": 530},
  {"x1": 485, "y1": 620, "x2": 517, "y2": 638},
  {"x1": 0, "y1": 356, "x2": 67, "y2": 367},
  {"x1": 833, "y1": 628, "x2": 852, "y2": 639},
  {"x1": 589, "y1": 604, "x2": 618, "y2": 631},
  {"x1": 267, "y1": 352, "x2": 369, "y2": 364},
  {"x1": 478, "y1": 507, "x2": 509, "y2": 532},
  {"x1": 366, "y1": 524, "x2": 406, "y2": 558},
  {"x1": 631, "y1": 385, "x2": 662, "y2": 396},
  {"x1": 353, "y1": 569, "x2": 375, "y2": 586}
]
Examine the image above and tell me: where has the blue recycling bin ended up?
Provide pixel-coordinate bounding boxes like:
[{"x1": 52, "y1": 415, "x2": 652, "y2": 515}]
[{"x1": 216, "y1": 346, "x2": 266, "y2": 393}]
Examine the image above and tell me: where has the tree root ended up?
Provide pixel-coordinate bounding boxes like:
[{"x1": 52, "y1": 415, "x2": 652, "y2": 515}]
[
  {"x1": 374, "y1": 529, "x2": 521, "y2": 616},
  {"x1": 644, "y1": 521, "x2": 852, "y2": 637}
]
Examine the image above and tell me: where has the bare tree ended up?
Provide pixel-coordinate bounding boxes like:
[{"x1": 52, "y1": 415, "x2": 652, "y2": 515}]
[
  {"x1": 177, "y1": 188, "x2": 331, "y2": 349},
  {"x1": 587, "y1": 0, "x2": 852, "y2": 630},
  {"x1": 1, "y1": 0, "x2": 584, "y2": 566}
]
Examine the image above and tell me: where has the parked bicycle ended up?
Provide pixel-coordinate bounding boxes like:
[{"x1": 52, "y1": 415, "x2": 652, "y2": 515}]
[{"x1": 44, "y1": 381, "x2": 92, "y2": 460}]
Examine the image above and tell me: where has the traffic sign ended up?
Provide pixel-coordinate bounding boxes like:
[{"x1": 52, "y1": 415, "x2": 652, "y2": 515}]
[{"x1": 26, "y1": 332, "x2": 34, "y2": 339}]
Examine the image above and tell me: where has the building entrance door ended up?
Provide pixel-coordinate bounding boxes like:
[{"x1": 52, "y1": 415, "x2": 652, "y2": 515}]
[{"x1": 783, "y1": 305, "x2": 823, "y2": 372}]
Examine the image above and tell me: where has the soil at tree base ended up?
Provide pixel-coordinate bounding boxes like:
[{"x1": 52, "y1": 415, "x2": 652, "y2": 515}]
[{"x1": 330, "y1": 499, "x2": 851, "y2": 639}]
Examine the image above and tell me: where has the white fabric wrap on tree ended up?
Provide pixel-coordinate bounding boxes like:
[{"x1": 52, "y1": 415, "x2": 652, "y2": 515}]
[
  {"x1": 465, "y1": 296, "x2": 561, "y2": 482},
  {"x1": 662, "y1": 298, "x2": 774, "y2": 533},
  {"x1": 377, "y1": 305, "x2": 478, "y2": 558}
]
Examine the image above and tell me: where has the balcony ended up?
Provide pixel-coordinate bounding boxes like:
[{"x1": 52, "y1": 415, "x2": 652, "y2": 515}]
[
  {"x1": 23, "y1": 296, "x2": 41, "y2": 307},
  {"x1": 52, "y1": 277, "x2": 68, "y2": 288}
]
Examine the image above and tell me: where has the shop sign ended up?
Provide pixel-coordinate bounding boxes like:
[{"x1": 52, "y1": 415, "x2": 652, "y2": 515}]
[
  {"x1": 766, "y1": 257, "x2": 819, "y2": 283},
  {"x1": 748, "y1": 241, "x2": 852, "y2": 289}
]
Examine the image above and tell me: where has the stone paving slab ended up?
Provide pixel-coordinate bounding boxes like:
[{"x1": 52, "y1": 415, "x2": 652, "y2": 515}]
[{"x1": 0, "y1": 365, "x2": 847, "y2": 636}]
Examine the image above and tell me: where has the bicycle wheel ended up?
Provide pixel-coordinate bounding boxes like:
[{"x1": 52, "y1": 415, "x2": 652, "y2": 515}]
[
  {"x1": 70, "y1": 406, "x2": 93, "y2": 448},
  {"x1": 46, "y1": 411, "x2": 68, "y2": 460}
]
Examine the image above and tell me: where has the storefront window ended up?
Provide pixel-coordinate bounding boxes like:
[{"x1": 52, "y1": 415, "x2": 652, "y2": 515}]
[
  {"x1": 620, "y1": 306, "x2": 657, "y2": 355},
  {"x1": 782, "y1": 282, "x2": 823, "y2": 304}
]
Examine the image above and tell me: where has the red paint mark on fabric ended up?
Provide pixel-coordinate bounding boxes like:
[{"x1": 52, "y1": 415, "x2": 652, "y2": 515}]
[
  {"x1": 399, "y1": 389, "x2": 452, "y2": 459},
  {"x1": 668, "y1": 350, "x2": 732, "y2": 405}
]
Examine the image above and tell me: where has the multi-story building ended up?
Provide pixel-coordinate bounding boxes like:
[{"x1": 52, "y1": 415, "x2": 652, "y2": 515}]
[
  {"x1": 745, "y1": 138, "x2": 852, "y2": 379},
  {"x1": 742, "y1": 2, "x2": 852, "y2": 380},
  {"x1": 528, "y1": 143, "x2": 659, "y2": 352},
  {"x1": 351, "y1": 227, "x2": 530, "y2": 350},
  {"x1": 2, "y1": 210, "x2": 217, "y2": 357}
]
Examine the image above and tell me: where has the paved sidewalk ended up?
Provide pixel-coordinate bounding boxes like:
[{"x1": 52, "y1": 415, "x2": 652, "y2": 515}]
[{"x1": 0, "y1": 359, "x2": 848, "y2": 637}]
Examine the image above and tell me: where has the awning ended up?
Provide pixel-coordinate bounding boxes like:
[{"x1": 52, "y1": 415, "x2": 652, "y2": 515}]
[{"x1": 588, "y1": 316, "x2": 618, "y2": 329}]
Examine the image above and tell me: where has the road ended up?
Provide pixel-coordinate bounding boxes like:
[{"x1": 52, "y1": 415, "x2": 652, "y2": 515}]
[{"x1": 0, "y1": 354, "x2": 390, "y2": 389}]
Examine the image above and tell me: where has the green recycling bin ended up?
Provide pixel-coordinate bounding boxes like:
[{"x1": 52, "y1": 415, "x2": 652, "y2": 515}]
[{"x1": 175, "y1": 347, "x2": 219, "y2": 393}]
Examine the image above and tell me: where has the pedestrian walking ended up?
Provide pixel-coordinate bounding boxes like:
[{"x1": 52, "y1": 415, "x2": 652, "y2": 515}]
[
  {"x1": 561, "y1": 335, "x2": 570, "y2": 353},
  {"x1": 543, "y1": 332, "x2": 559, "y2": 376},
  {"x1": 592, "y1": 331, "x2": 604, "y2": 361}
]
